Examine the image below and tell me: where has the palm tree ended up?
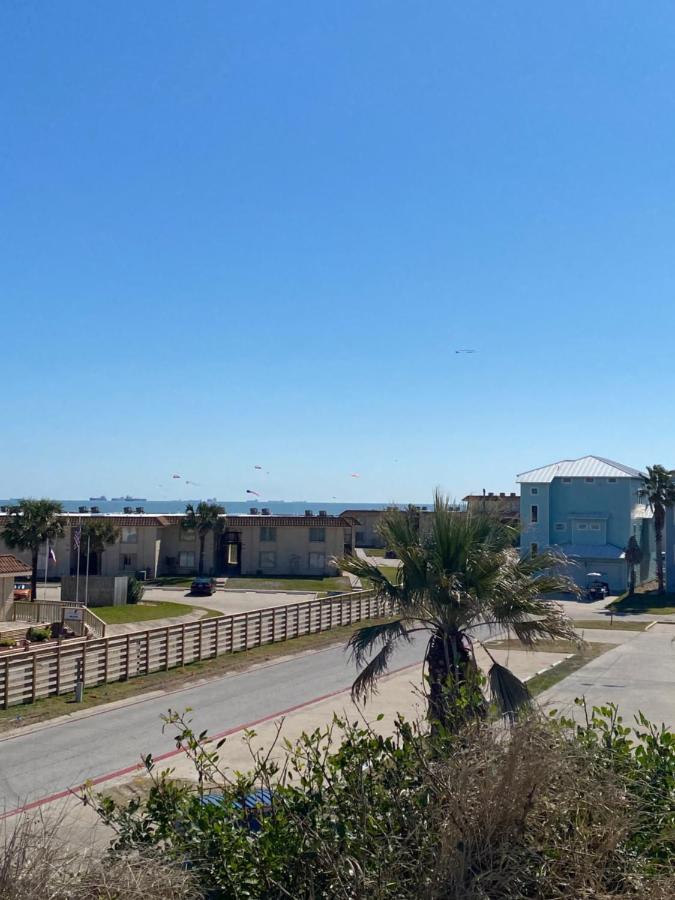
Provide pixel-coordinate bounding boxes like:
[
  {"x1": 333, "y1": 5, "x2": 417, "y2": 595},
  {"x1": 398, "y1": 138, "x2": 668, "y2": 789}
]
[
  {"x1": 182, "y1": 502, "x2": 225, "y2": 575},
  {"x1": 340, "y1": 492, "x2": 578, "y2": 730},
  {"x1": 638, "y1": 464, "x2": 675, "y2": 595},
  {"x1": 2, "y1": 499, "x2": 64, "y2": 599},
  {"x1": 81, "y1": 520, "x2": 121, "y2": 575},
  {"x1": 624, "y1": 535, "x2": 643, "y2": 596}
]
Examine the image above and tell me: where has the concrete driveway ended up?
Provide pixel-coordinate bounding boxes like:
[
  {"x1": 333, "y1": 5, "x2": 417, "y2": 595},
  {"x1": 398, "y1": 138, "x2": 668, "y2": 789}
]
[
  {"x1": 144, "y1": 586, "x2": 318, "y2": 616},
  {"x1": 539, "y1": 622, "x2": 675, "y2": 727}
]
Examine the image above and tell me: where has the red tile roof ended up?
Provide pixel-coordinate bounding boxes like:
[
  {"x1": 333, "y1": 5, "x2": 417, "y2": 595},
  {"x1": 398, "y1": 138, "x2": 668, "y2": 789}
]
[
  {"x1": 0, "y1": 514, "x2": 353, "y2": 529},
  {"x1": 0, "y1": 555, "x2": 31, "y2": 575}
]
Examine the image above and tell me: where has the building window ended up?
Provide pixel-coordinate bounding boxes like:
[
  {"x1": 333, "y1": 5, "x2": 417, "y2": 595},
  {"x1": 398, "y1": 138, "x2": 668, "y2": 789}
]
[
  {"x1": 530, "y1": 487, "x2": 538, "y2": 495},
  {"x1": 259, "y1": 551, "x2": 276, "y2": 570},
  {"x1": 576, "y1": 523, "x2": 588, "y2": 531},
  {"x1": 590, "y1": 523, "x2": 601, "y2": 531},
  {"x1": 554, "y1": 522, "x2": 567, "y2": 531},
  {"x1": 120, "y1": 552, "x2": 137, "y2": 570},
  {"x1": 608, "y1": 477, "x2": 617, "y2": 483},
  {"x1": 530, "y1": 543, "x2": 538, "y2": 557},
  {"x1": 562, "y1": 477, "x2": 572, "y2": 484},
  {"x1": 309, "y1": 527, "x2": 326, "y2": 543},
  {"x1": 530, "y1": 505, "x2": 538, "y2": 524},
  {"x1": 584, "y1": 477, "x2": 594, "y2": 483},
  {"x1": 178, "y1": 551, "x2": 195, "y2": 569},
  {"x1": 260, "y1": 526, "x2": 277, "y2": 542},
  {"x1": 120, "y1": 527, "x2": 138, "y2": 544},
  {"x1": 309, "y1": 552, "x2": 325, "y2": 570}
]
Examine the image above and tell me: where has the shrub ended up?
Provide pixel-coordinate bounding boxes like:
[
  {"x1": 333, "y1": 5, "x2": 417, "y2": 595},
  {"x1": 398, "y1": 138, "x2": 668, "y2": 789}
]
[
  {"x1": 0, "y1": 637, "x2": 16, "y2": 648},
  {"x1": 88, "y1": 705, "x2": 675, "y2": 899},
  {"x1": 27, "y1": 627, "x2": 50, "y2": 643},
  {"x1": 127, "y1": 577, "x2": 145, "y2": 605}
]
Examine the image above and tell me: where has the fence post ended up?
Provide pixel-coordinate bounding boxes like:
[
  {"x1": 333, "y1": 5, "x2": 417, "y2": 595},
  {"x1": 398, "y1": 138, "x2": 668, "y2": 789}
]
[
  {"x1": 198, "y1": 621, "x2": 204, "y2": 660},
  {"x1": 214, "y1": 619, "x2": 220, "y2": 657},
  {"x1": 81, "y1": 643, "x2": 87, "y2": 687},
  {"x1": 56, "y1": 643, "x2": 62, "y2": 695},
  {"x1": 103, "y1": 640, "x2": 109, "y2": 683},
  {"x1": 31, "y1": 654, "x2": 37, "y2": 703},
  {"x1": 227, "y1": 615, "x2": 233, "y2": 653},
  {"x1": 125, "y1": 634, "x2": 131, "y2": 680},
  {"x1": 244, "y1": 613, "x2": 249, "y2": 650},
  {"x1": 258, "y1": 610, "x2": 263, "y2": 646},
  {"x1": 3, "y1": 658, "x2": 9, "y2": 709},
  {"x1": 164, "y1": 627, "x2": 171, "y2": 670},
  {"x1": 145, "y1": 631, "x2": 151, "y2": 674}
]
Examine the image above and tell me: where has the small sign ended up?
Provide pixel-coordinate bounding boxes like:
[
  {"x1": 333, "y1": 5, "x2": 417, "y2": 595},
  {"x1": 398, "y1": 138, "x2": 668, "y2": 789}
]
[{"x1": 63, "y1": 606, "x2": 85, "y2": 622}]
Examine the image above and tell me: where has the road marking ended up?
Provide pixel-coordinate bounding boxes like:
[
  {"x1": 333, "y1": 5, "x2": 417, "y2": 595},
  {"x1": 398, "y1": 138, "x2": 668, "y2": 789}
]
[{"x1": 0, "y1": 660, "x2": 421, "y2": 821}]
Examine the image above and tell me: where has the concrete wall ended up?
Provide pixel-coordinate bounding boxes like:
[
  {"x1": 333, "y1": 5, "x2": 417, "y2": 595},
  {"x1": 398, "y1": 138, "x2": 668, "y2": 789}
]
[{"x1": 61, "y1": 575, "x2": 128, "y2": 606}]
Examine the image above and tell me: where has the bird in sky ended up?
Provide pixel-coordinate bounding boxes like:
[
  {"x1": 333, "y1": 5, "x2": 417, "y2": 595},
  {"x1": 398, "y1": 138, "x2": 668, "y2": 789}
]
[{"x1": 455, "y1": 349, "x2": 476, "y2": 354}]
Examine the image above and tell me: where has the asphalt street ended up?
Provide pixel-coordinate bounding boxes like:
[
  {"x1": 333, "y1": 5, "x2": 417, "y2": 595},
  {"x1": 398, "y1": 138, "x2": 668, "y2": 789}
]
[{"x1": 0, "y1": 636, "x2": 427, "y2": 813}]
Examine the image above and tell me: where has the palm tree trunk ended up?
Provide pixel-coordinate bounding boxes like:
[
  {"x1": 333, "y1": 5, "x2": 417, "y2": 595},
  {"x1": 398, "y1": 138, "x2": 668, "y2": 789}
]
[
  {"x1": 628, "y1": 563, "x2": 636, "y2": 595},
  {"x1": 30, "y1": 548, "x2": 39, "y2": 600},
  {"x1": 198, "y1": 536, "x2": 205, "y2": 576},
  {"x1": 426, "y1": 631, "x2": 485, "y2": 732}
]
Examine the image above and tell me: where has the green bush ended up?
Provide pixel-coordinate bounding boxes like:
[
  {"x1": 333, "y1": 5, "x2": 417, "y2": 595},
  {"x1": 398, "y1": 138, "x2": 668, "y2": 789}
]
[
  {"x1": 126, "y1": 577, "x2": 145, "y2": 605},
  {"x1": 27, "y1": 627, "x2": 50, "y2": 643},
  {"x1": 90, "y1": 704, "x2": 675, "y2": 899},
  {"x1": 0, "y1": 637, "x2": 17, "y2": 648}
]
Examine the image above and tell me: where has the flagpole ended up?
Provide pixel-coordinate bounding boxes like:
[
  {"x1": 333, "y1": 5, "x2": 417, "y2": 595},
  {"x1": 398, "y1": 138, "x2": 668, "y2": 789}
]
[
  {"x1": 44, "y1": 539, "x2": 49, "y2": 600},
  {"x1": 75, "y1": 516, "x2": 82, "y2": 605},
  {"x1": 84, "y1": 532, "x2": 91, "y2": 607}
]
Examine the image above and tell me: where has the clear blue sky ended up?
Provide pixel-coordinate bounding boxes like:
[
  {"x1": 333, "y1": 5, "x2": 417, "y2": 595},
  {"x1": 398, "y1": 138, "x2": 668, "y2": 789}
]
[{"x1": 2, "y1": 2, "x2": 675, "y2": 503}]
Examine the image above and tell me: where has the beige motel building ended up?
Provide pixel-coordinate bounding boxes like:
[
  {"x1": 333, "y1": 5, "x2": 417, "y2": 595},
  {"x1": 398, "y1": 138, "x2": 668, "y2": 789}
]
[
  {"x1": 0, "y1": 554, "x2": 31, "y2": 617},
  {"x1": 0, "y1": 511, "x2": 358, "y2": 580}
]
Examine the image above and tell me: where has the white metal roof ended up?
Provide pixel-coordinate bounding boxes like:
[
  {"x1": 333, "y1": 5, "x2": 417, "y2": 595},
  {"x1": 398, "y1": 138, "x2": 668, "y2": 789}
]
[{"x1": 517, "y1": 455, "x2": 643, "y2": 484}]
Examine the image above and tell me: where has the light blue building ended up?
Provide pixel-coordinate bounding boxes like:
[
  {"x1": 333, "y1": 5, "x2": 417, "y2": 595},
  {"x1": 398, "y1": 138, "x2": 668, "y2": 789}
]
[{"x1": 516, "y1": 455, "x2": 654, "y2": 593}]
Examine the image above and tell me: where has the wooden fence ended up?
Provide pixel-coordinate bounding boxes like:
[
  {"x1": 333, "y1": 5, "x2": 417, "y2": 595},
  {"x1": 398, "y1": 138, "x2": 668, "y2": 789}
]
[
  {"x1": 10, "y1": 600, "x2": 107, "y2": 638},
  {"x1": 0, "y1": 590, "x2": 386, "y2": 709}
]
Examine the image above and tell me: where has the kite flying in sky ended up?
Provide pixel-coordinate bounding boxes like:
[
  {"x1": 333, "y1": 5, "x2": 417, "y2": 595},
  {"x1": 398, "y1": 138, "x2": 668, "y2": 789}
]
[
  {"x1": 172, "y1": 474, "x2": 181, "y2": 479},
  {"x1": 246, "y1": 489, "x2": 261, "y2": 497},
  {"x1": 350, "y1": 473, "x2": 360, "y2": 478}
]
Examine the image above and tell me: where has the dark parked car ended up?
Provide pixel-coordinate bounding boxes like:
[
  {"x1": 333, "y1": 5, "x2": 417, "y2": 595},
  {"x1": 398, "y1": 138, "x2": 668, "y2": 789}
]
[{"x1": 190, "y1": 576, "x2": 217, "y2": 596}]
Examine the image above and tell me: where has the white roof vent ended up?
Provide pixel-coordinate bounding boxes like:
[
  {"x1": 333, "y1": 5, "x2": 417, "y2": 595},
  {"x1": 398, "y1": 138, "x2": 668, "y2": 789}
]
[
  {"x1": 261, "y1": 507, "x2": 271, "y2": 516},
  {"x1": 304, "y1": 509, "x2": 314, "y2": 516},
  {"x1": 249, "y1": 507, "x2": 259, "y2": 515}
]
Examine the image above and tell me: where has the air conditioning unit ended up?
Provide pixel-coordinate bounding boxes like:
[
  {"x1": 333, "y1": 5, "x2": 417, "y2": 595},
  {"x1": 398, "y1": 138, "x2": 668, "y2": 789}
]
[
  {"x1": 318, "y1": 509, "x2": 327, "y2": 516},
  {"x1": 305, "y1": 509, "x2": 314, "y2": 517},
  {"x1": 249, "y1": 507, "x2": 259, "y2": 515},
  {"x1": 78, "y1": 506, "x2": 89, "y2": 513},
  {"x1": 124, "y1": 506, "x2": 134, "y2": 514},
  {"x1": 261, "y1": 507, "x2": 271, "y2": 516},
  {"x1": 90, "y1": 506, "x2": 100, "y2": 514},
  {"x1": 135, "y1": 506, "x2": 144, "y2": 514}
]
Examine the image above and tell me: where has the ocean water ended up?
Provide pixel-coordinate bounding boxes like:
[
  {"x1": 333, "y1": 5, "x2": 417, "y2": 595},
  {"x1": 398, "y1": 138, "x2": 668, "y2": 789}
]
[{"x1": 0, "y1": 499, "x2": 429, "y2": 515}]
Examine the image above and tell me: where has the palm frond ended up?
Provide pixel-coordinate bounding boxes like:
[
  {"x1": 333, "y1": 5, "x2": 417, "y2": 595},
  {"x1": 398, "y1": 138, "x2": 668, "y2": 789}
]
[
  {"x1": 348, "y1": 619, "x2": 412, "y2": 702},
  {"x1": 347, "y1": 619, "x2": 410, "y2": 667},
  {"x1": 350, "y1": 640, "x2": 398, "y2": 703},
  {"x1": 488, "y1": 662, "x2": 532, "y2": 719}
]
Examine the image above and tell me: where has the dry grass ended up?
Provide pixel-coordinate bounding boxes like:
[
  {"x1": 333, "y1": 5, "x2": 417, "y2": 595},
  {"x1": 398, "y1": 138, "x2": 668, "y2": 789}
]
[{"x1": 0, "y1": 812, "x2": 197, "y2": 899}]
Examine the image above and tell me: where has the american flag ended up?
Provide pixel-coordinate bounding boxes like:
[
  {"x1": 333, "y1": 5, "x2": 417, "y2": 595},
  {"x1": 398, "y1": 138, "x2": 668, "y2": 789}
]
[{"x1": 73, "y1": 527, "x2": 81, "y2": 550}]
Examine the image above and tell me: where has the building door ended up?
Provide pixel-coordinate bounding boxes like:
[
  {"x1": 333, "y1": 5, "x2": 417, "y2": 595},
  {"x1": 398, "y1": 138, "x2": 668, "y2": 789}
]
[{"x1": 218, "y1": 531, "x2": 242, "y2": 576}]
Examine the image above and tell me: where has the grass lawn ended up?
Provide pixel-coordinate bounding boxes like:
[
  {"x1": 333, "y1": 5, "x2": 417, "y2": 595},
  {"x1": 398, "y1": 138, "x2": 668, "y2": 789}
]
[
  {"x1": 364, "y1": 548, "x2": 387, "y2": 557},
  {"x1": 608, "y1": 590, "x2": 675, "y2": 616},
  {"x1": 225, "y1": 576, "x2": 351, "y2": 593},
  {"x1": 0, "y1": 616, "x2": 391, "y2": 733},
  {"x1": 94, "y1": 601, "x2": 212, "y2": 624},
  {"x1": 572, "y1": 618, "x2": 647, "y2": 631},
  {"x1": 377, "y1": 565, "x2": 400, "y2": 582}
]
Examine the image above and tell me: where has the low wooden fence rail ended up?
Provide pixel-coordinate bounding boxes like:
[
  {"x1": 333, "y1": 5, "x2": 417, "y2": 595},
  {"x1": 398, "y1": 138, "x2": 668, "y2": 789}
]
[
  {"x1": 10, "y1": 600, "x2": 107, "y2": 638},
  {"x1": 0, "y1": 590, "x2": 386, "y2": 709}
]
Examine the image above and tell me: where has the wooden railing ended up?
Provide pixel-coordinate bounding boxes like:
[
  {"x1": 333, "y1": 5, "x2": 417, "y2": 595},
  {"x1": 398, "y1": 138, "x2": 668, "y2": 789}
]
[
  {"x1": 0, "y1": 590, "x2": 386, "y2": 709},
  {"x1": 10, "y1": 601, "x2": 107, "y2": 639}
]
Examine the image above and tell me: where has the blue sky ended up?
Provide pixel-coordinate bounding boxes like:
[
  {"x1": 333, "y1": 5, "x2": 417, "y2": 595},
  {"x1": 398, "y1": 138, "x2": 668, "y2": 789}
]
[{"x1": 2, "y1": 2, "x2": 675, "y2": 503}]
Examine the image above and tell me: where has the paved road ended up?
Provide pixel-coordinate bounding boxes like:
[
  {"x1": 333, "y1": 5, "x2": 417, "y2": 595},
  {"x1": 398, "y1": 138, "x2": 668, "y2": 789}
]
[{"x1": 0, "y1": 638, "x2": 427, "y2": 813}]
